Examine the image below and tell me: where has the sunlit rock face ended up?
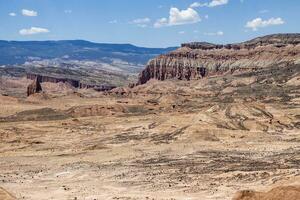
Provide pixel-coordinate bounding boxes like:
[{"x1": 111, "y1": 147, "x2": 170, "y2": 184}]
[{"x1": 137, "y1": 34, "x2": 300, "y2": 85}]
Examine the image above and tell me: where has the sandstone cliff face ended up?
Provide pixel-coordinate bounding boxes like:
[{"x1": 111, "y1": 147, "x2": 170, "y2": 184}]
[
  {"x1": 27, "y1": 77, "x2": 42, "y2": 96},
  {"x1": 27, "y1": 73, "x2": 80, "y2": 88},
  {"x1": 26, "y1": 73, "x2": 116, "y2": 91},
  {"x1": 137, "y1": 34, "x2": 300, "y2": 85}
]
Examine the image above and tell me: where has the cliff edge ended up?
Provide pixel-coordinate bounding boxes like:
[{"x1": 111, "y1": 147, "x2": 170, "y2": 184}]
[{"x1": 137, "y1": 33, "x2": 300, "y2": 85}]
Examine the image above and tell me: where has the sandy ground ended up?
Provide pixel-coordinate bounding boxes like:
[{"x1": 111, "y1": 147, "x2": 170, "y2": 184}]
[
  {"x1": 0, "y1": 65, "x2": 300, "y2": 200},
  {"x1": 0, "y1": 187, "x2": 16, "y2": 200}
]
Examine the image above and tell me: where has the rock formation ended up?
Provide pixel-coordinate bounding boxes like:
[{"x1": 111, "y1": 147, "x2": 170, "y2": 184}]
[
  {"x1": 27, "y1": 73, "x2": 80, "y2": 88},
  {"x1": 232, "y1": 186, "x2": 300, "y2": 200},
  {"x1": 26, "y1": 73, "x2": 116, "y2": 91},
  {"x1": 137, "y1": 34, "x2": 300, "y2": 85},
  {"x1": 27, "y1": 77, "x2": 42, "y2": 96}
]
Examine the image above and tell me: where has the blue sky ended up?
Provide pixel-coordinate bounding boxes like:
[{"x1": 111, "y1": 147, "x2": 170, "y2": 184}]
[{"x1": 0, "y1": 0, "x2": 299, "y2": 47}]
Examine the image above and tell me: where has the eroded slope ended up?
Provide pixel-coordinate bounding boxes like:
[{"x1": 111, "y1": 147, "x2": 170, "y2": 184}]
[{"x1": 0, "y1": 63, "x2": 299, "y2": 199}]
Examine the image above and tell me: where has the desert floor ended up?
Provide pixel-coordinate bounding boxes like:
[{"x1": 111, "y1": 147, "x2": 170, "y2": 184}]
[{"x1": 0, "y1": 66, "x2": 300, "y2": 200}]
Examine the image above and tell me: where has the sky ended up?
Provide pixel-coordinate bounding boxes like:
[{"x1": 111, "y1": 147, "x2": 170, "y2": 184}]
[{"x1": 0, "y1": 0, "x2": 299, "y2": 47}]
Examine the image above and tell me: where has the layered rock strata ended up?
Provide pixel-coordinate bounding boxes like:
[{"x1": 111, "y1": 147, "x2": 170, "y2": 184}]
[
  {"x1": 137, "y1": 34, "x2": 300, "y2": 85},
  {"x1": 26, "y1": 73, "x2": 116, "y2": 91}
]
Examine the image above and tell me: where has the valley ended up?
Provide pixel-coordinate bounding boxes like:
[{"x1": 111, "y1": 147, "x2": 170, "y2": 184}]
[{"x1": 0, "y1": 34, "x2": 300, "y2": 200}]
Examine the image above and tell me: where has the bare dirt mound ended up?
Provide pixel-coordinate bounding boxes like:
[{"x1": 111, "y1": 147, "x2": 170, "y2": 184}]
[
  {"x1": 233, "y1": 186, "x2": 300, "y2": 200},
  {"x1": 0, "y1": 187, "x2": 16, "y2": 200}
]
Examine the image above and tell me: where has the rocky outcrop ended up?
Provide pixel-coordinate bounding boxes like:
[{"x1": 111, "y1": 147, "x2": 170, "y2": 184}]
[
  {"x1": 27, "y1": 77, "x2": 42, "y2": 96},
  {"x1": 26, "y1": 73, "x2": 116, "y2": 91},
  {"x1": 27, "y1": 73, "x2": 80, "y2": 88},
  {"x1": 137, "y1": 34, "x2": 300, "y2": 85}
]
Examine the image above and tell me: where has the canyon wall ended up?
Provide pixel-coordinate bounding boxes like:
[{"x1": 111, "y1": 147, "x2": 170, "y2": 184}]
[
  {"x1": 26, "y1": 73, "x2": 116, "y2": 91},
  {"x1": 27, "y1": 73, "x2": 80, "y2": 88},
  {"x1": 137, "y1": 34, "x2": 300, "y2": 85}
]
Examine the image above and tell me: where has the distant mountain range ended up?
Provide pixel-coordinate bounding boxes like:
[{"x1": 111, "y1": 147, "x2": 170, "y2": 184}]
[
  {"x1": 0, "y1": 40, "x2": 177, "y2": 65},
  {"x1": 0, "y1": 40, "x2": 177, "y2": 87}
]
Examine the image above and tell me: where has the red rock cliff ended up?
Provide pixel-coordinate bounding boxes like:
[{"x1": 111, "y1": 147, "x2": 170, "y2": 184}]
[{"x1": 137, "y1": 34, "x2": 300, "y2": 85}]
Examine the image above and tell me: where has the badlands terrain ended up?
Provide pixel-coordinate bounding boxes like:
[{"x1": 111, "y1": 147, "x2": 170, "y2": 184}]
[{"x1": 0, "y1": 34, "x2": 300, "y2": 199}]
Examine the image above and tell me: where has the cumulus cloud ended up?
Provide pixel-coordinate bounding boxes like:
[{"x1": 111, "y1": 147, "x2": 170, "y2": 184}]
[
  {"x1": 154, "y1": 7, "x2": 200, "y2": 28},
  {"x1": 190, "y1": 0, "x2": 229, "y2": 8},
  {"x1": 169, "y1": 8, "x2": 200, "y2": 25},
  {"x1": 204, "y1": 31, "x2": 224, "y2": 36},
  {"x1": 19, "y1": 27, "x2": 49, "y2": 35},
  {"x1": 245, "y1": 17, "x2": 284, "y2": 31},
  {"x1": 22, "y1": 9, "x2": 37, "y2": 17},
  {"x1": 9, "y1": 12, "x2": 16, "y2": 17}
]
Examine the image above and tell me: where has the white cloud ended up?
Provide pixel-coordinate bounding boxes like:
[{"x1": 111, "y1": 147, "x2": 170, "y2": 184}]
[
  {"x1": 169, "y1": 8, "x2": 200, "y2": 25},
  {"x1": 154, "y1": 18, "x2": 168, "y2": 28},
  {"x1": 208, "y1": 0, "x2": 229, "y2": 7},
  {"x1": 9, "y1": 12, "x2": 16, "y2": 17},
  {"x1": 130, "y1": 18, "x2": 151, "y2": 28},
  {"x1": 22, "y1": 9, "x2": 37, "y2": 17},
  {"x1": 190, "y1": 0, "x2": 228, "y2": 8},
  {"x1": 245, "y1": 17, "x2": 284, "y2": 31},
  {"x1": 204, "y1": 31, "x2": 224, "y2": 36},
  {"x1": 131, "y1": 18, "x2": 151, "y2": 24},
  {"x1": 190, "y1": 2, "x2": 206, "y2": 8},
  {"x1": 154, "y1": 7, "x2": 201, "y2": 28},
  {"x1": 19, "y1": 27, "x2": 49, "y2": 35},
  {"x1": 178, "y1": 31, "x2": 185, "y2": 34},
  {"x1": 217, "y1": 31, "x2": 224, "y2": 35}
]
